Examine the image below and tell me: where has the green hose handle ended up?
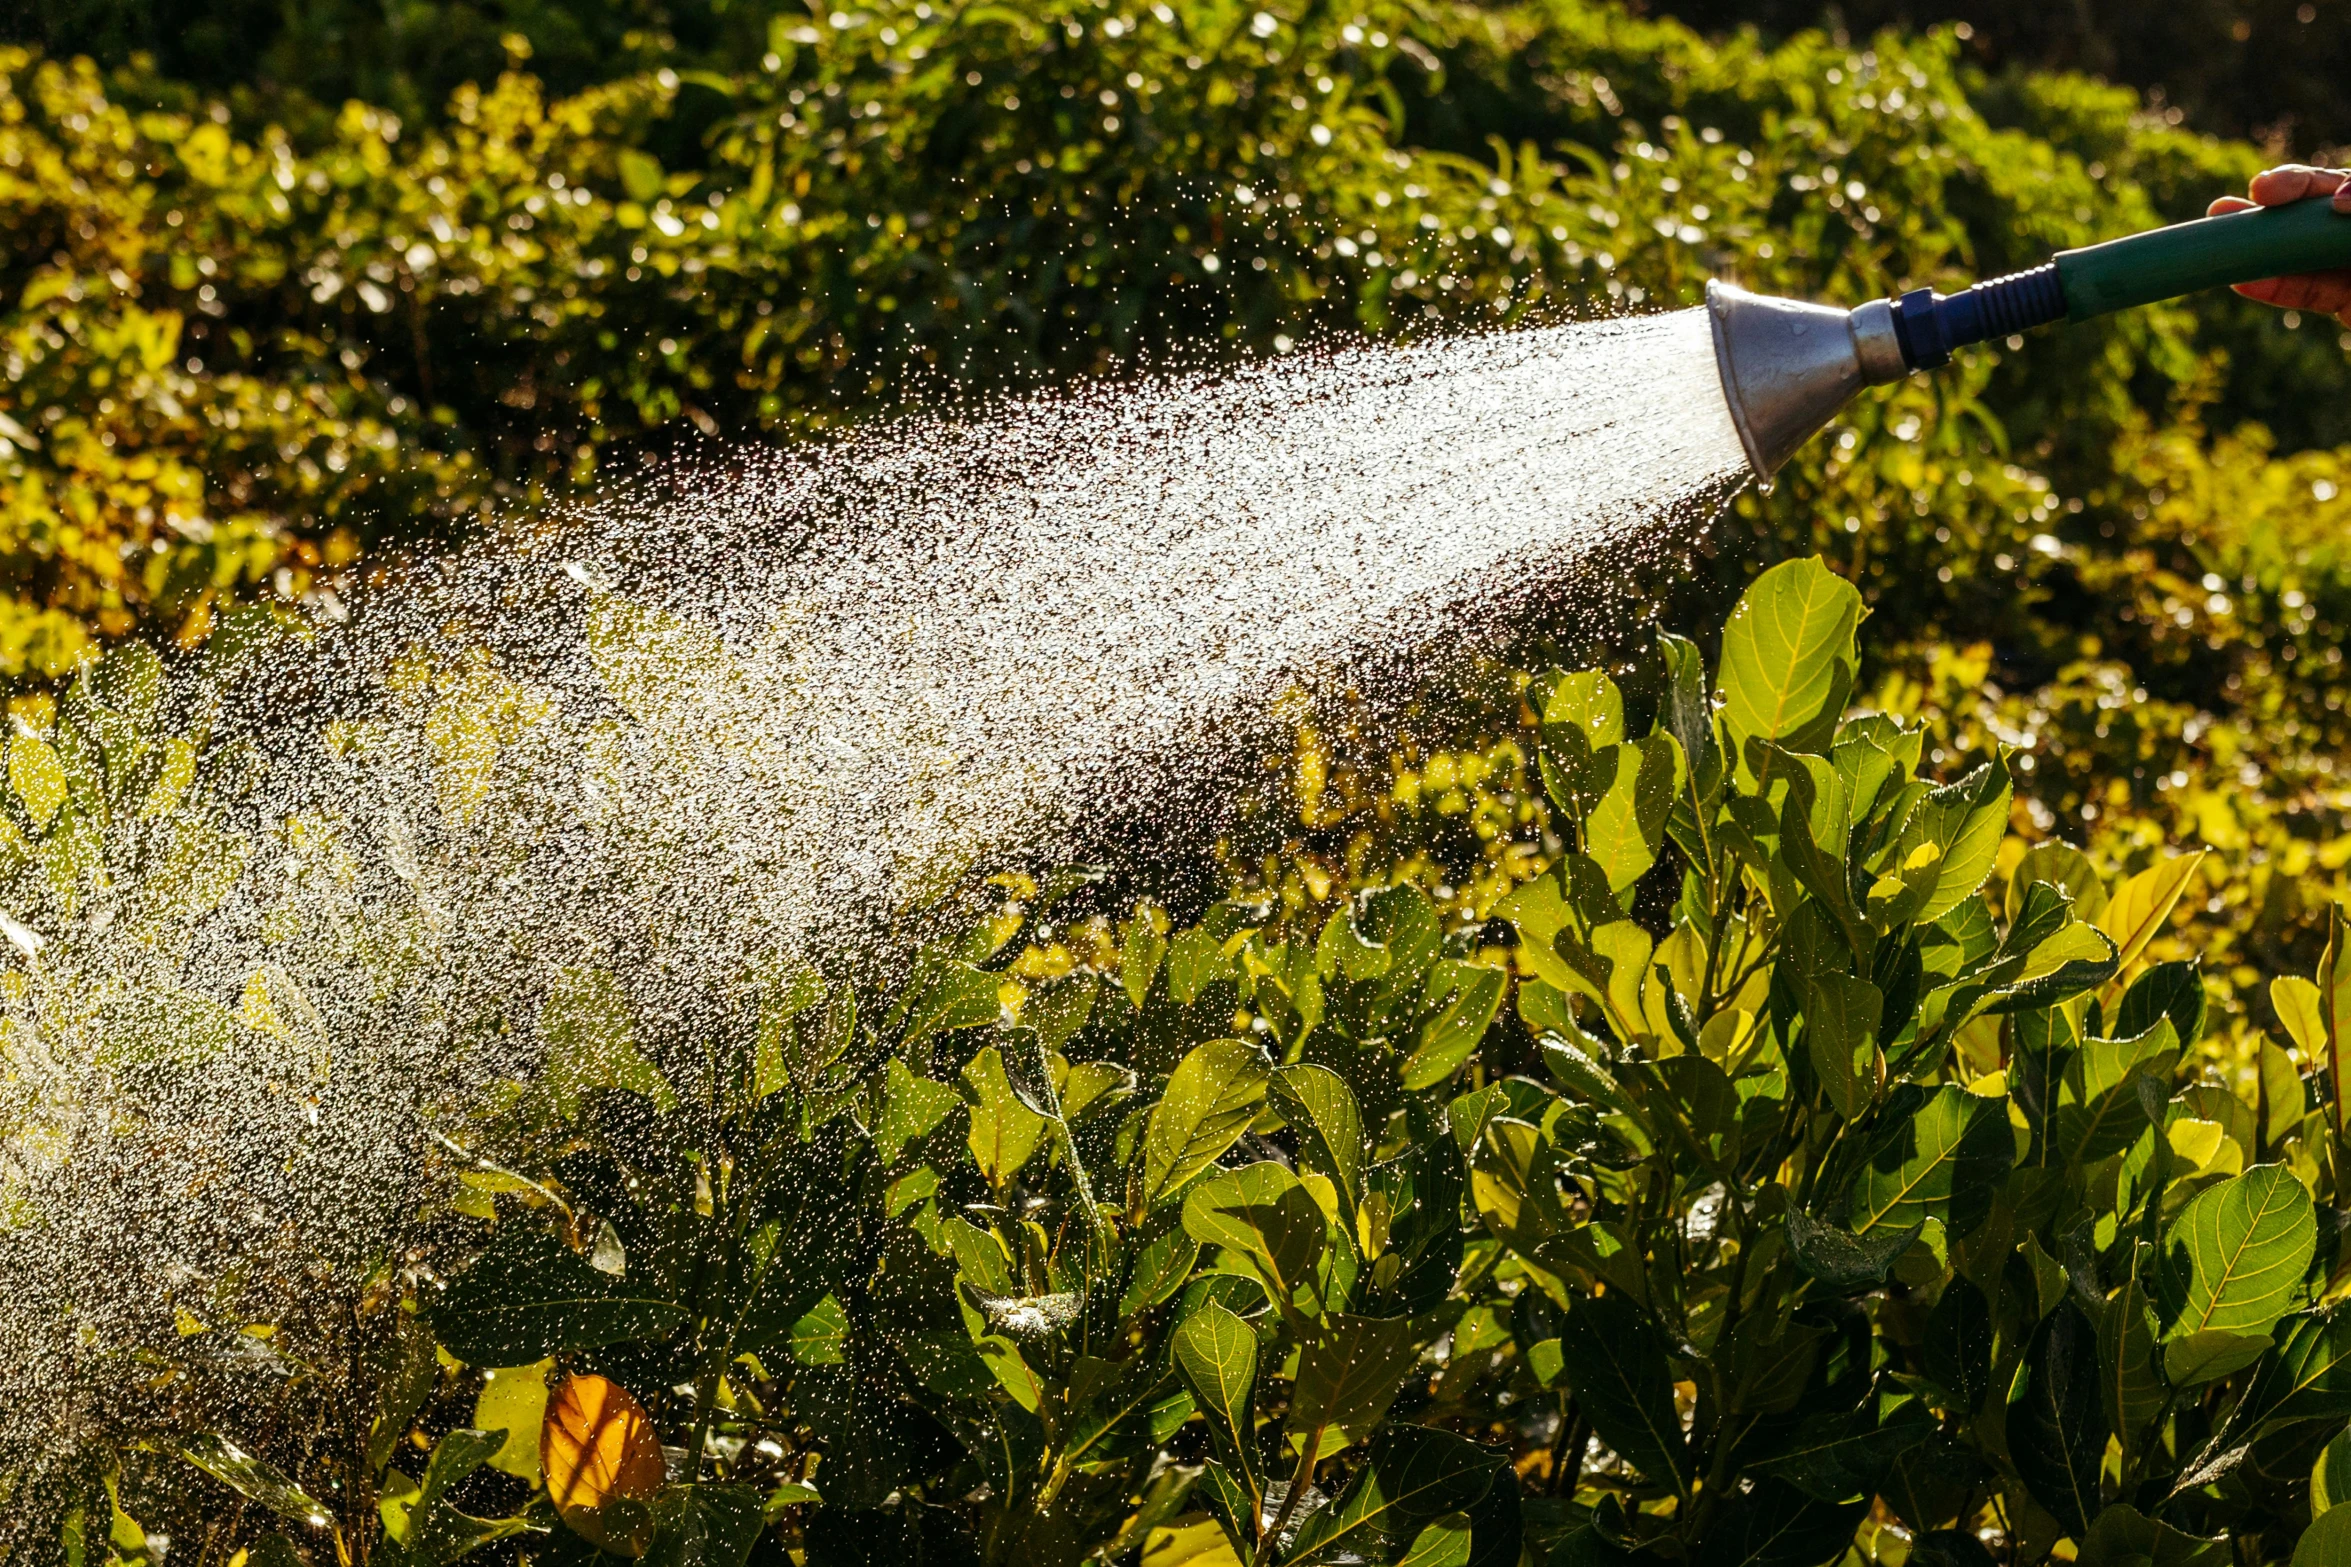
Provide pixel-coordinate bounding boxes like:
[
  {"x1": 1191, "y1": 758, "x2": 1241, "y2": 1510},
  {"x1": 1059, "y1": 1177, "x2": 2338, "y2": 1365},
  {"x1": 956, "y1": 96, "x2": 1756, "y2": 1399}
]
[{"x1": 2060, "y1": 195, "x2": 2351, "y2": 321}]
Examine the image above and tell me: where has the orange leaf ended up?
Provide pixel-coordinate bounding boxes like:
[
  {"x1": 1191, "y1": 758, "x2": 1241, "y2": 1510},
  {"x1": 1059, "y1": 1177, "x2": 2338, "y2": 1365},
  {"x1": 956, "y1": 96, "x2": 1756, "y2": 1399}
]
[{"x1": 542, "y1": 1372, "x2": 666, "y2": 1556}]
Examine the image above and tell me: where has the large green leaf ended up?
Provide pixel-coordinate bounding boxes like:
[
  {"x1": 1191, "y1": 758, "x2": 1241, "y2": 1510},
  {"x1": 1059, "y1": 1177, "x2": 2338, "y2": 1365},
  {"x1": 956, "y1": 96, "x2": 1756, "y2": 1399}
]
[
  {"x1": 1284, "y1": 1425, "x2": 1498, "y2": 1567},
  {"x1": 1745, "y1": 1395, "x2": 1935, "y2": 1503},
  {"x1": 961, "y1": 1045, "x2": 1047, "y2": 1186},
  {"x1": 425, "y1": 1225, "x2": 685, "y2": 1365},
  {"x1": 1403, "y1": 961, "x2": 1505, "y2": 1092},
  {"x1": 2007, "y1": 1302, "x2": 2108, "y2": 1537},
  {"x1": 2162, "y1": 1164, "x2": 2315, "y2": 1345},
  {"x1": 1846, "y1": 1086, "x2": 2012, "y2": 1238},
  {"x1": 2053, "y1": 1020, "x2": 2178, "y2": 1166},
  {"x1": 1120, "y1": 1207, "x2": 1203, "y2": 1316},
  {"x1": 540, "y1": 965, "x2": 675, "y2": 1117},
  {"x1": 1585, "y1": 733, "x2": 1684, "y2": 894},
  {"x1": 1141, "y1": 1037, "x2": 1271, "y2": 1206},
  {"x1": 179, "y1": 1434, "x2": 332, "y2": 1530},
  {"x1": 1691, "y1": 1477, "x2": 1868, "y2": 1567},
  {"x1": 1716, "y1": 557, "x2": 1862, "y2": 757},
  {"x1": 2114, "y1": 962, "x2": 2207, "y2": 1052},
  {"x1": 902, "y1": 959, "x2": 1001, "y2": 1046},
  {"x1": 392, "y1": 1428, "x2": 533, "y2": 1566},
  {"x1": 2099, "y1": 1246, "x2": 2167, "y2": 1464},
  {"x1": 2074, "y1": 1504, "x2": 2227, "y2": 1567},
  {"x1": 1786, "y1": 1209, "x2": 1918, "y2": 1291},
  {"x1": 1181, "y1": 1161, "x2": 1326, "y2": 1304},
  {"x1": 1802, "y1": 971, "x2": 1880, "y2": 1121},
  {"x1": 1891, "y1": 762, "x2": 2012, "y2": 926},
  {"x1": 876, "y1": 1058, "x2": 960, "y2": 1165},
  {"x1": 2322, "y1": 908, "x2": 2351, "y2": 1140},
  {"x1": 643, "y1": 1484, "x2": 766, "y2": 1567},
  {"x1": 1924, "y1": 1276, "x2": 1993, "y2": 1414},
  {"x1": 1272, "y1": 1064, "x2": 1364, "y2": 1217},
  {"x1": 1287, "y1": 1313, "x2": 1422, "y2": 1460},
  {"x1": 2246, "y1": 1308, "x2": 2351, "y2": 1424},
  {"x1": 1172, "y1": 1301, "x2": 1263, "y2": 1512},
  {"x1": 1557, "y1": 1292, "x2": 1689, "y2": 1495}
]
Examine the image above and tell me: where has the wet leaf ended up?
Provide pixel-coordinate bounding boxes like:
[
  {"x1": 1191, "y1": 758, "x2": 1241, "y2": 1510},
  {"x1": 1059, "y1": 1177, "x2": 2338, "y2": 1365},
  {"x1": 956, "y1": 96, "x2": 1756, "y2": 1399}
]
[
  {"x1": 179, "y1": 1434, "x2": 333, "y2": 1529},
  {"x1": 1556, "y1": 1292, "x2": 1688, "y2": 1495},
  {"x1": 2161, "y1": 1163, "x2": 2315, "y2": 1345},
  {"x1": 1141, "y1": 1037, "x2": 1271, "y2": 1207},
  {"x1": 426, "y1": 1226, "x2": 685, "y2": 1365},
  {"x1": 1284, "y1": 1425, "x2": 1497, "y2": 1567},
  {"x1": 543, "y1": 1374, "x2": 665, "y2": 1556}
]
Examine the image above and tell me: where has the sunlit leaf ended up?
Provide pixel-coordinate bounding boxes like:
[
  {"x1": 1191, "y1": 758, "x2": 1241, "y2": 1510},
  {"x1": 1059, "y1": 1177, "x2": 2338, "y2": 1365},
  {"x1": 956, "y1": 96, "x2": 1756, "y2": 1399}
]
[
  {"x1": 543, "y1": 1374, "x2": 665, "y2": 1556},
  {"x1": 1142, "y1": 1037, "x2": 1271, "y2": 1206}
]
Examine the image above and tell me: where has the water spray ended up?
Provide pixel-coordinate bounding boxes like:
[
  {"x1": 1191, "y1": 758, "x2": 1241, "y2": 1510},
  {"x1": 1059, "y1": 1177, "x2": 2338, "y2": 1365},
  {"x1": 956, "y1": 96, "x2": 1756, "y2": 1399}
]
[{"x1": 1708, "y1": 194, "x2": 2351, "y2": 478}]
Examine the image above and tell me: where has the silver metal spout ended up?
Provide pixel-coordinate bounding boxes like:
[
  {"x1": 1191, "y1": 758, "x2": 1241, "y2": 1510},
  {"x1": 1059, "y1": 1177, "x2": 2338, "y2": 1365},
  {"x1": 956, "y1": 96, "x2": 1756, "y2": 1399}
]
[{"x1": 1706, "y1": 280, "x2": 1910, "y2": 479}]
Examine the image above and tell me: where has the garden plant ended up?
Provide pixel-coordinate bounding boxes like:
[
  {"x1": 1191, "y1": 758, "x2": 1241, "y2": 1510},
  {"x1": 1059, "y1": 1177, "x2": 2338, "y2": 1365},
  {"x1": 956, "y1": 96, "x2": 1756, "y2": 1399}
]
[{"x1": 18, "y1": 556, "x2": 2351, "y2": 1567}]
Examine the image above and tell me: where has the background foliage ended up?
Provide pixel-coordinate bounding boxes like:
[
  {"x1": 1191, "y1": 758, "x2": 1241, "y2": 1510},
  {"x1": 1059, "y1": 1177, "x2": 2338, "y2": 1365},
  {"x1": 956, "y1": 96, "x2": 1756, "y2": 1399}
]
[{"x1": 9, "y1": 0, "x2": 2351, "y2": 1562}]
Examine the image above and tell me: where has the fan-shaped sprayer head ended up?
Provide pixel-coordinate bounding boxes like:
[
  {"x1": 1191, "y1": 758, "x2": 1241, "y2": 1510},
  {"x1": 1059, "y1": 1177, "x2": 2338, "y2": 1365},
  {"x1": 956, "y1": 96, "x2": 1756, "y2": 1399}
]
[
  {"x1": 1705, "y1": 281, "x2": 1907, "y2": 480},
  {"x1": 1705, "y1": 195, "x2": 2351, "y2": 481}
]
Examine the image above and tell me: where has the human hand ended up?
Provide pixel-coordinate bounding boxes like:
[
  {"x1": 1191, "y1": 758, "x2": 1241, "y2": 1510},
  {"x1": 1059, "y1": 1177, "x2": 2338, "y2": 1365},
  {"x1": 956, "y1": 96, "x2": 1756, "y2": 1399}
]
[{"x1": 2208, "y1": 164, "x2": 2351, "y2": 321}]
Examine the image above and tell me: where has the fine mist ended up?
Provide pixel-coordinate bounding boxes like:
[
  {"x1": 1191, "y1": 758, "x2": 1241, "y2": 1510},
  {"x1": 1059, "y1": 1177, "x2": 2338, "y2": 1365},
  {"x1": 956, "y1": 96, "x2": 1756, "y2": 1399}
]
[{"x1": 0, "y1": 309, "x2": 1745, "y2": 1524}]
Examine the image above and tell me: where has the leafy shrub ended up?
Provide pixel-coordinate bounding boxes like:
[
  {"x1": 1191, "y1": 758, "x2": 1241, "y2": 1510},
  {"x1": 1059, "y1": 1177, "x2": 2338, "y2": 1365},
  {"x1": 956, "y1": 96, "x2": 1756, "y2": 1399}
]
[{"x1": 35, "y1": 554, "x2": 2348, "y2": 1567}]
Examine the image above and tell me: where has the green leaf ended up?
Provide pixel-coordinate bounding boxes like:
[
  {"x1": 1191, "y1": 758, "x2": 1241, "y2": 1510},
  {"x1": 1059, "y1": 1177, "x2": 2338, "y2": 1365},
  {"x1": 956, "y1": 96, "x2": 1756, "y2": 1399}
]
[
  {"x1": 2162, "y1": 1164, "x2": 2315, "y2": 1344},
  {"x1": 1119, "y1": 1207, "x2": 1202, "y2": 1316},
  {"x1": 1690, "y1": 1478, "x2": 1868, "y2": 1567},
  {"x1": 2075, "y1": 1504, "x2": 2228, "y2": 1567},
  {"x1": 2054, "y1": 1020, "x2": 2179, "y2": 1165},
  {"x1": 2162, "y1": 1329, "x2": 2272, "y2": 1387},
  {"x1": 2295, "y1": 1507, "x2": 2351, "y2": 1567},
  {"x1": 1271, "y1": 1064, "x2": 1364, "y2": 1217},
  {"x1": 1287, "y1": 1314, "x2": 1423, "y2": 1460},
  {"x1": 10, "y1": 732, "x2": 66, "y2": 830},
  {"x1": 1803, "y1": 970, "x2": 1881, "y2": 1121},
  {"x1": 1167, "y1": 926, "x2": 1238, "y2": 1004},
  {"x1": 399, "y1": 1428, "x2": 532, "y2": 1565},
  {"x1": 2007, "y1": 1302, "x2": 2108, "y2": 1537},
  {"x1": 471, "y1": 1362, "x2": 549, "y2": 1482},
  {"x1": 904, "y1": 960, "x2": 1001, "y2": 1045},
  {"x1": 1847, "y1": 1086, "x2": 2013, "y2": 1238},
  {"x1": 1540, "y1": 671, "x2": 1627, "y2": 821},
  {"x1": 425, "y1": 1225, "x2": 685, "y2": 1365},
  {"x1": 179, "y1": 1435, "x2": 333, "y2": 1529},
  {"x1": 1123, "y1": 917, "x2": 1169, "y2": 1009},
  {"x1": 2322, "y1": 908, "x2": 2351, "y2": 1141},
  {"x1": 2274, "y1": 974, "x2": 2325, "y2": 1062},
  {"x1": 540, "y1": 966, "x2": 675, "y2": 1117},
  {"x1": 2099, "y1": 1246, "x2": 2167, "y2": 1464},
  {"x1": 1402, "y1": 961, "x2": 1504, "y2": 1092},
  {"x1": 1586, "y1": 733, "x2": 1684, "y2": 894},
  {"x1": 876, "y1": 1059, "x2": 960, "y2": 1165},
  {"x1": 1142, "y1": 1038, "x2": 1271, "y2": 1206},
  {"x1": 1181, "y1": 1161, "x2": 1326, "y2": 1304},
  {"x1": 1716, "y1": 557, "x2": 1862, "y2": 757},
  {"x1": 1746, "y1": 1395, "x2": 1935, "y2": 1502},
  {"x1": 2115, "y1": 962, "x2": 2206, "y2": 1051},
  {"x1": 962, "y1": 1045, "x2": 1048, "y2": 1186},
  {"x1": 786, "y1": 1293, "x2": 850, "y2": 1366},
  {"x1": 2245, "y1": 1309, "x2": 2351, "y2": 1424},
  {"x1": 1556, "y1": 1292, "x2": 1688, "y2": 1495},
  {"x1": 2313, "y1": 1429, "x2": 2351, "y2": 1516},
  {"x1": 644, "y1": 1484, "x2": 766, "y2": 1567},
  {"x1": 1785, "y1": 1209, "x2": 1919, "y2": 1290},
  {"x1": 1397, "y1": 1513, "x2": 1473, "y2": 1567},
  {"x1": 1172, "y1": 1301, "x2": 1264, "y2": 1514},
  {"x1": 1924, "y1": 1276, "x2": 1993, "y2": 1414},
  {"x1": 1895, "y1": 761, "x2": 2012, "y2": 926},
  {"x1": 1284, "y1": 1425, "x2": 1498, "y2": 1567}
]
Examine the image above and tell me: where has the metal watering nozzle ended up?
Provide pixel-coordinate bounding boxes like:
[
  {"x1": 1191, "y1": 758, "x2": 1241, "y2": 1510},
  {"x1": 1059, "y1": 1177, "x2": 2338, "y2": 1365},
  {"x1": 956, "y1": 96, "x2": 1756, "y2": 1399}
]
[{"x1": 1707, "y1": 194, "x2": 2351, "y2": 479}]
